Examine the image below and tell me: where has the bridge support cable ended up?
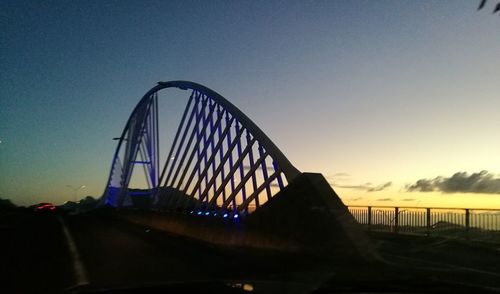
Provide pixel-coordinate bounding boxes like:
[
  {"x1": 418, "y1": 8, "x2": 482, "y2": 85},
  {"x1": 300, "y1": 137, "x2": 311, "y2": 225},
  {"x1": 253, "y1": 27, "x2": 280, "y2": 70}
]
[
  {"x1": 175, "y1": 115, "x2": 237, "y2": 211},
  {"x1": 178, "y1": 107, "x2": 225, "y2": 200},
  {"x1": 221, "y1": 151, "x2": 270, "y2": 211},
  {"x1": 246, "y1": 130, "x2": 260, "y2": 209},
  {"x1": 158, "y1": 91, "x2": 194, "y2": 189},
  {"x1": 258, "y1": 143, "x2": 273, "y2": 201},
  {"x1": 202, "y1": 103, "x2": 210, "y2": 199},
  {"x1": 203, "y1": 133, "x2": 256, "y2": 211},
  {"x1": 200, "y1": 132, "x2": 255, "y2": 211},
  {"x1": 225, "y1": 114, "x2": 237, "y2": 212},
  {"x1": 238, "y1": 170, "x2": 280, "y2": 210},
  {"x1": 169, "y1": 95, "x2": 212, "y2": 189},
  {"x1": 175, "y1": 99, "x2": 217, "y2": 193},
  {"x1": 235, "y1": 122, "x2": 247, "y2": 210},
  {"x1": 208, "y1": 109, "x2": 218, "y2": 206},
  {"x1": 196, "y1": 123, "x2": 247, "y2": 207},
  {"x1": 176, "y1": 101, "x2": 224, "y2": 209},
  {"x1": 216, "y1": 106, "x2": 228, "y2": 205},
  {"x1": 273, "y1": 161, "x2": 284, "y2": 190},
  {"x1": 163, "y1": 92, "x2": 202, "y2": 188},
  {"x1": 211, "y1": 138, "x2": 260, "y2": 212},
  {"x1": 195, "y1": 99, "x2": 201, "y2": 195}
]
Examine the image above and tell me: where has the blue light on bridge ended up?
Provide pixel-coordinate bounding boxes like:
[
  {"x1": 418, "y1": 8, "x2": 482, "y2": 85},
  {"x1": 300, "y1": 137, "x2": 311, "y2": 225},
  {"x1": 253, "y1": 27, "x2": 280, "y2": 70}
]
[{"x1": 187, "y1": 208, "x2": 243, "y2": 220}]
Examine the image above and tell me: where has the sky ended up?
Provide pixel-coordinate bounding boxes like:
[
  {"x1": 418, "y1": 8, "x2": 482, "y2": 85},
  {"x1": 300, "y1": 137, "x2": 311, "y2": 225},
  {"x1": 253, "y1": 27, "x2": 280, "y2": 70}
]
[{"x1": 1, "y1": 0, "x2": 499, "y2": 208}]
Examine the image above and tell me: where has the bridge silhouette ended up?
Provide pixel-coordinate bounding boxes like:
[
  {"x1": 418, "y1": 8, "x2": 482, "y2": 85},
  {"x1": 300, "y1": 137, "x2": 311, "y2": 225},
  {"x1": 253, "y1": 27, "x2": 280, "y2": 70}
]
[
  {"x1": 102, "y1": 81, "x2": 299, "y2": 213},
  {"x1": 100, "y1": 81, "x2": 378, "y2": 261}
]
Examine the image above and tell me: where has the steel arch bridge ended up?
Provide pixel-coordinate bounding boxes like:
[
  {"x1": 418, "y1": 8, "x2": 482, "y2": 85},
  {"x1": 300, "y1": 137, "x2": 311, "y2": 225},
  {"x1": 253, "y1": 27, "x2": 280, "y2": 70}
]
[{"x1": 102, "y1": 81, "x2": 301, "y2": 217}]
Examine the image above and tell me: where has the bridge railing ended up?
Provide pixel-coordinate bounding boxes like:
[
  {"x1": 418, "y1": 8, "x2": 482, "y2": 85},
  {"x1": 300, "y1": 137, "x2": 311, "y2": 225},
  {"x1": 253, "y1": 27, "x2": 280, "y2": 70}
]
[{"x1": 347, "y1": 205, "x2": 500, "y2": 243}]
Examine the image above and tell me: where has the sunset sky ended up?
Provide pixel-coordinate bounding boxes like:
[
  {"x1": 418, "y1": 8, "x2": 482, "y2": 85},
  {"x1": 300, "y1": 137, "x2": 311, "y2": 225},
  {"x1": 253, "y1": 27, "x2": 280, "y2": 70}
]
[{"x1": 1, "y1": 0, "x2": 499, "y2": 208}]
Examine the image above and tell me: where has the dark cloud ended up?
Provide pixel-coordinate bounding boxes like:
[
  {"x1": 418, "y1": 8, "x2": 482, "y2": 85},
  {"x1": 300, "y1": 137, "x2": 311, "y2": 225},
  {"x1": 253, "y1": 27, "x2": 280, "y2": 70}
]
[
  {"x1": 406, "y1": 171, "x2": 500, "y2": 194},
  {"x1": 407, "y1": 179, "x2": 435, "y2": 192},
  {"x1": 401, "y1": 198, "x2": 416, "y2": 201},
  {"x1": 367, "y1": 182, "x2": 392, "y2": 192},
  {"x1": 376, "y1": 198, "x2": 393, "y2": 202},
  {"x1": 335, "y1": 181, "x2": 392, "y2": 192}
]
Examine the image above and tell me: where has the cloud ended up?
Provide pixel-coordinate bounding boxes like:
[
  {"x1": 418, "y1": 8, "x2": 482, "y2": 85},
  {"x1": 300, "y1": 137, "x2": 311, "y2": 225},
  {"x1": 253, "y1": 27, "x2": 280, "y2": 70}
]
[
  {"x1": 406, "y1": 170, "x2": 500, "y2": 194},
  {"x1": 376, "y1": 198, "x2": 393, "y2": 202},
  {"x1": 367, "y1": 182, "x2": 392, "y2": 192},
  {"x1": 335, "y1": 181, "x2": 392, "y2": 192},
  {"x1": 327, "y1": 173, "x2": 391, "y2": 192},
  {"x1": 401, "y1": 198, "x2": 416, "y2": 201},
  {"x1": 347, "y1": 197, "x2": 363, "y2": 201},
  {"x1": 325, "y1": 173, "x2": 349, "y2": 184},
  {"x1": 332, "y1": 173, "x2": 350, "y2": 178},
  {"x1": 407, "y1": 179, "x2": 435, "y2": 192}
]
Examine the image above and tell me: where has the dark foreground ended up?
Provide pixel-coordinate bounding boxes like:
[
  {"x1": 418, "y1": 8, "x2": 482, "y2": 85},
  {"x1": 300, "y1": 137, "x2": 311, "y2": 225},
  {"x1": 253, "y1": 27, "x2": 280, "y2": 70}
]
[{"x1": 1, "y1": 209, "x2": 500, "y2": 293}]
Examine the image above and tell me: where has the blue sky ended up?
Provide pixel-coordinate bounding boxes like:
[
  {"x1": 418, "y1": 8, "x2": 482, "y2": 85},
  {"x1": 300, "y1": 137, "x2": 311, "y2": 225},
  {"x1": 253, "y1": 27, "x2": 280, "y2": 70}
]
[{"x1": 1, "y1": 0, "x2": 499, "y2": 207}]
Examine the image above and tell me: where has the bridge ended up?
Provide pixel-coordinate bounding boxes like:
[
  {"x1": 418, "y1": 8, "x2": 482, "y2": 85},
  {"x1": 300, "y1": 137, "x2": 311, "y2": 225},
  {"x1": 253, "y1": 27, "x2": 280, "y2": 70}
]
[
  {"x1": 100, "y1": 80, "x2": 377, "y2": 261},
  {"x1": 3, "y1": 81, "x2": 500, "y2": 293},
  {"x1": 102, "y1": 81, "x2": 299, "y2": 212}
]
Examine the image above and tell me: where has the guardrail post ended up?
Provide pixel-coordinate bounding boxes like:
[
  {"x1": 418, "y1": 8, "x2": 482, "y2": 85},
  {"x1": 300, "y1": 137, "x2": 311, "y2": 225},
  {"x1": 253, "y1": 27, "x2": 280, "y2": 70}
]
[
  {"x1": 394, "y1": 207, "x2": 399, "y2": 234},
  {"x1": 426, "y1": 208, "x2": 431, "y2": 237},
  {"x1": 368, "y1": 206, "x2": 372, "y2": 232},
  {"x1": 465, "y1": 209, "x2": 470, "y2": 240}
]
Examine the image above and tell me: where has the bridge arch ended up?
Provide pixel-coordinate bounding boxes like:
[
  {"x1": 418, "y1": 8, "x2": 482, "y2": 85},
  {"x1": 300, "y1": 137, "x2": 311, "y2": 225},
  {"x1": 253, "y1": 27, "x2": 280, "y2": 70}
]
[{"x1": 103, "y1": 81, "x2": 300, "y2": 216}]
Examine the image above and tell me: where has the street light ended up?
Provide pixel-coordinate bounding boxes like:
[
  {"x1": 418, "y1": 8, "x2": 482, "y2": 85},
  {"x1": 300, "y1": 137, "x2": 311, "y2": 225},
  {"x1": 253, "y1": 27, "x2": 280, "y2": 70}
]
[{"x1": 66, "y1": 185, "x2": 86, "y2": 202}]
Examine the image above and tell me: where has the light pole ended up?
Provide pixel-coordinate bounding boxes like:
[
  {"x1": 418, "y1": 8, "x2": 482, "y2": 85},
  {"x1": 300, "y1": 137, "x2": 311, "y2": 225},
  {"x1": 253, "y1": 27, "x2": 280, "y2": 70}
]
[{"x1": 66, "y1": 185, "x2": 86, "y2": 202}]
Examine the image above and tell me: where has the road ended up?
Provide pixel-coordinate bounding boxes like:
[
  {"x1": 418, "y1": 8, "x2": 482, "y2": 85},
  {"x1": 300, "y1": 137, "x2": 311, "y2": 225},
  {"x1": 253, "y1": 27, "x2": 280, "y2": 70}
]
[
  {"x1": 0, "y1": 210, "x2": 332, "y2": 293},
  {"x1": 2, "y1": 210, "x2": 500, "y2": 293},
  {"x1": 1, "y1": 211, "x2": 73, "y2": 293}
]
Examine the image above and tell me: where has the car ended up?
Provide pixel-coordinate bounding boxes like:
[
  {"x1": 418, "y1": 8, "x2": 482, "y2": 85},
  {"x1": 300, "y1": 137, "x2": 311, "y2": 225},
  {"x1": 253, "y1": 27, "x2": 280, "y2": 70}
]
[{"x1": 34, "y1": 203, "x2": 57, "y2": 213}]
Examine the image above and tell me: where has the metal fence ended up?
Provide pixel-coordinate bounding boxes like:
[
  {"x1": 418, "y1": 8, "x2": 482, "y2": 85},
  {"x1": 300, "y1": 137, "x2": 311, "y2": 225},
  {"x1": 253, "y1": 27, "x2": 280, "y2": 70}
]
[{"x1": 347, "y1": 206, "x2": 500, "y2": 243}]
